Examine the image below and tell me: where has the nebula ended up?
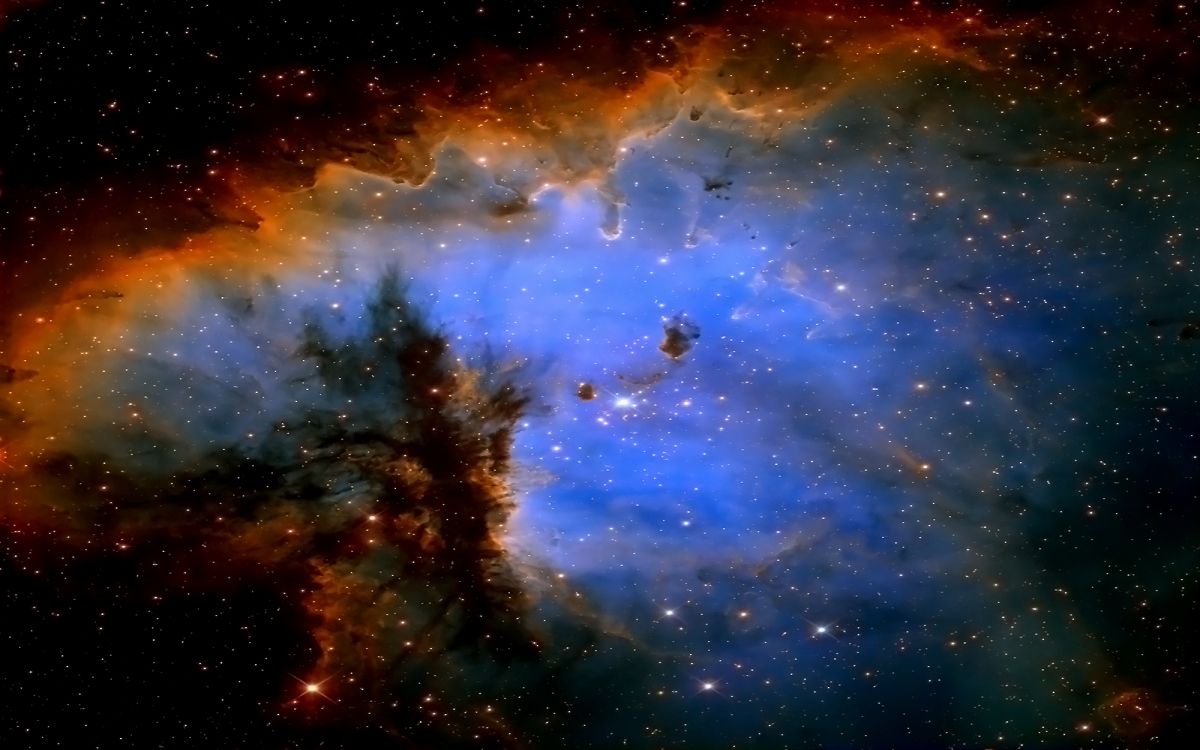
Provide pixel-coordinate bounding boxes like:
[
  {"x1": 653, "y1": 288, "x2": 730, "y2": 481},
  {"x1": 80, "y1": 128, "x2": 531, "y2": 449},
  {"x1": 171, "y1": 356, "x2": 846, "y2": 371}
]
[{"x1": 2, "y1": 2, "x2": 1199, "y2": 748}]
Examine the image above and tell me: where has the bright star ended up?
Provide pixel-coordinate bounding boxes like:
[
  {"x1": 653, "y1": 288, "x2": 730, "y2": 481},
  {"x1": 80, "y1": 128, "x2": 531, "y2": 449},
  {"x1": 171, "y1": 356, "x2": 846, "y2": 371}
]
[{"x1": 290, "y1": 674, "x2": 336, "y2": 704}]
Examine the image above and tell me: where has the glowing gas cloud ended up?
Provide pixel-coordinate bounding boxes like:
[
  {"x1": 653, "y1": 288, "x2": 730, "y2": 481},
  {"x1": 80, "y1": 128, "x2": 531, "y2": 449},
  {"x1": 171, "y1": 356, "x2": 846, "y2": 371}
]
[{"x1": 2, "y1": 4, "x2": 1198, "y2": 748}]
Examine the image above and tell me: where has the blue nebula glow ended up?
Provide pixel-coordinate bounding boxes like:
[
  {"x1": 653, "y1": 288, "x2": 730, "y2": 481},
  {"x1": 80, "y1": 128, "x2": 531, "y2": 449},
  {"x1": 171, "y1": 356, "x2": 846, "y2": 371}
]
[{"x1": 18, "y1": 63, "x2": 1199, "y2": 746}]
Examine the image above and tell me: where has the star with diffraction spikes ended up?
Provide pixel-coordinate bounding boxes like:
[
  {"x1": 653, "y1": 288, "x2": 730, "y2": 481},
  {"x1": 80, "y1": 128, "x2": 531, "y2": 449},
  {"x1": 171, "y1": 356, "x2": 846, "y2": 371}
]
[{"x1": 289, "y1": 673, "x2": 337, "y2": 705}]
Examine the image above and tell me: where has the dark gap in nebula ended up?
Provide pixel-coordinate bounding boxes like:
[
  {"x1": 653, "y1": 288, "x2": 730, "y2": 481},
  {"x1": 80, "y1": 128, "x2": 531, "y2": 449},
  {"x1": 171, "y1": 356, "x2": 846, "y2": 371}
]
[{"x1": 1, "y1": 271, "x2": 555, "y2": 742}]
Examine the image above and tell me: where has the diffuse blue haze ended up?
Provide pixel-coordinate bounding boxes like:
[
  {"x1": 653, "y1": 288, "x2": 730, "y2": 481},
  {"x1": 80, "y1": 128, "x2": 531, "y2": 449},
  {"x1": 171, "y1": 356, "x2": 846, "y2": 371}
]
[
  {"x1": 16, "y1": 54, "x2": 1197, "y2": 748},
  {"x1": 233, "y1": 65, "x2": 1193, "y2": 744}
]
